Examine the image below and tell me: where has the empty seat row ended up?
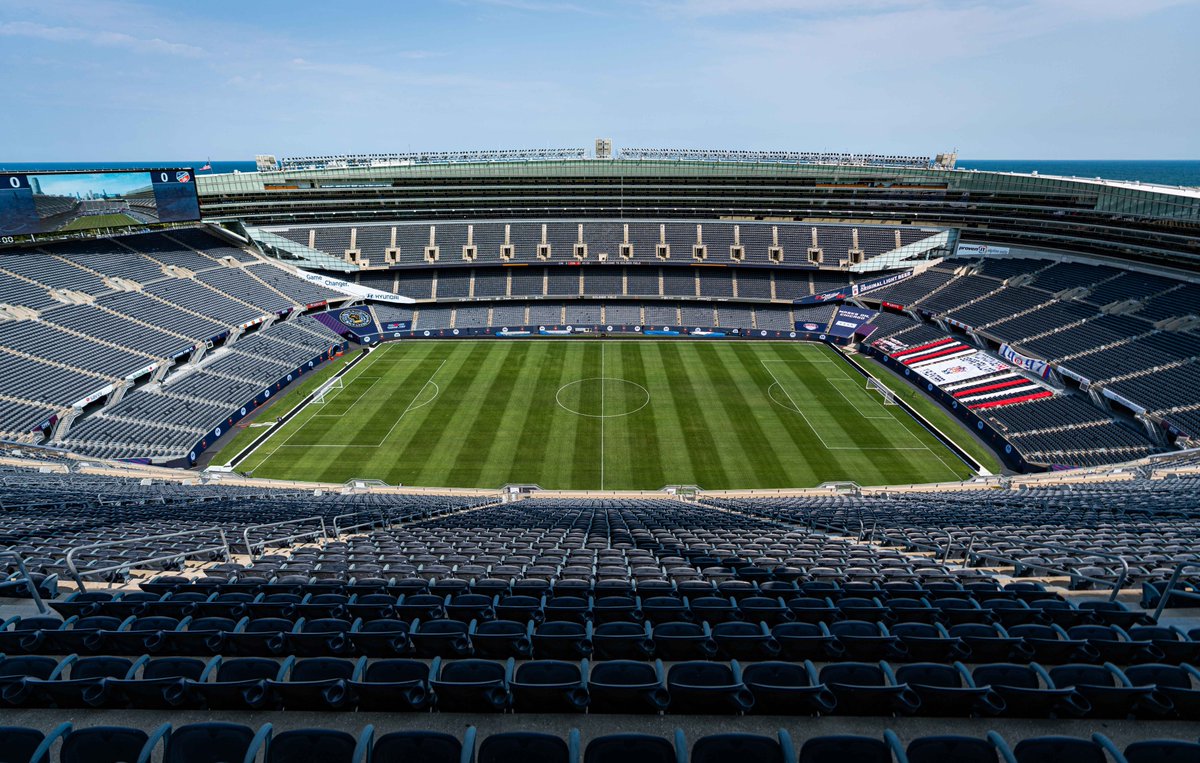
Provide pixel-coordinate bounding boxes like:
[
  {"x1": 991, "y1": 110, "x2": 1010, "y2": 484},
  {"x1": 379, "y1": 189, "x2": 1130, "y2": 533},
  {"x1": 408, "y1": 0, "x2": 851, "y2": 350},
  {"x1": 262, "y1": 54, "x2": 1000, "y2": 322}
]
[{"x1": 5, "y1": 652, "x2": 1200, "y2": 720}]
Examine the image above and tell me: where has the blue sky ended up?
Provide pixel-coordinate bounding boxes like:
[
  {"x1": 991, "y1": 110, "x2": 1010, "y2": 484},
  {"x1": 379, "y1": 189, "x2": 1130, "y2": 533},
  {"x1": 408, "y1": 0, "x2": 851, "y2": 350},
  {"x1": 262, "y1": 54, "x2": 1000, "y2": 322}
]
[{"x1": 1, "y1": 0, "x2": 1197, "y2": 160}]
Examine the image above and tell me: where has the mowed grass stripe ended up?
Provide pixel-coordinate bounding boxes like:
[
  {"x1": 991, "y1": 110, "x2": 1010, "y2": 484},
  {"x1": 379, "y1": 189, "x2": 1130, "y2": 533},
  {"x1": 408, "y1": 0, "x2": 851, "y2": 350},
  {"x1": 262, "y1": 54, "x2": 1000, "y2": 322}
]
[
  {"x1": 701, "y1": 343, "x2": 797, "y2": 487},
  {"x1": 658, "y1": 342, "x2": 731, "y2": 488},
  {"x1": 443, "y1": 342, "x2": 524, "y2": 487},
  {"x1": 510, "y1": 341, "x2": 570, "y2": 485}
]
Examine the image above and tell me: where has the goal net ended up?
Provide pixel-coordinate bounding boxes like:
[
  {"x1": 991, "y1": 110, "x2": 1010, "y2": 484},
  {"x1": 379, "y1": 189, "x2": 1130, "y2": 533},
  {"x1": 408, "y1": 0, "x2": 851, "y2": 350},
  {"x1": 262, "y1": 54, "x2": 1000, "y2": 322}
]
[
  {"x1": 312, "y1": 377, "x2": 344, "y2": 405},
  {"x1": 865, "y1": 378, "x2": 899, "y2": 405}
]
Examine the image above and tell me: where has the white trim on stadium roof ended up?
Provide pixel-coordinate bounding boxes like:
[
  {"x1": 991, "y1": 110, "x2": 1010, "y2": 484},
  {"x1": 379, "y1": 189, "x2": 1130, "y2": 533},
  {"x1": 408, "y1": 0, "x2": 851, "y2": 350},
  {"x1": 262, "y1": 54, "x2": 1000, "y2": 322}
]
[
  {"x1": 278, "y1": 147, "x2": 934, "y2": 171},
  {"x1": 958, "y1": 168, "x2": 1200, "y2": 199}
]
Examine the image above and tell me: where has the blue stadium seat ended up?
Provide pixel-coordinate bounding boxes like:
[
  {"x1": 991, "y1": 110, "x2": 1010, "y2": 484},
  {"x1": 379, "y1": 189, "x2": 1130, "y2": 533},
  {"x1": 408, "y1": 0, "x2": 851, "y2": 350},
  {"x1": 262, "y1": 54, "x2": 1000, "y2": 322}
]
[
  {"x1": 60, "y1": 726, "x2": 154, "y2": 763},
  {"x1": 510, "y1": 659, "x2": 589, "y2": 713},
  {"x1": 972, "y1": 663, "x2": 1091, "y2": 718},
  {"x1": 22, "y1": 655, "x2": 132, "y2": 708},
  {"x1": 107, "y1": 655, "x2": 208, "y2": 708},
  {"x1": 532, "y1": 621, "x2": 593, "y2": 659},
  {"x1": 587, "y1": 659, "x2": 669, "y2": 714},
  {"x1": 347, "y1": 618, "x2": 412, "y2": 657},
  {"x1": 905, "y1": 732, "x2": 1016, "y2": 763},
  {"x1": 268, "y1": 727, "x2": 367, "y2": 763},
  {"x1": 773, "y1": 621, "x2": 844, "y2": 660},
  {"x1": 479, "y1": 730, "x2": 579, "y2": 763},
  {"x1": 797, "y1": 731, "x2": 906, "y2": 763},
  {"x1": 829, "y1": 620, "x2": 907, "y2": 661},
  {"x1": 1048, "y1": 663, "x2": 1172, "y2": 719},
  {"x1": 164, "y1": 722, "x2": 270, "y2": 763},
  {"x1": 1010, "y1": 734, "x2": 1123, "y2": 763},
  {"x1": 264, "y1": 656, "x2": 363, "y2": 710},
  {"x1": 365, "y1": 727, "x2": 476, "y2": 763},
  {"x1": 819, "y1": 661, "x2": 921, "y2": 716},
  {"x1": 1123, "y1": 739, "x2": 1200, "y2": 763},
  {"x1": 1124, "y1": 663, "x2": 1200, "y2": 719},
  {"x1": 896, "y1": 662, "x2": 1006, "y2": 717},
  {"x1": 185, "y1": 656, "x2": 278, "y2": 710},
  {"x1": 666, "y1": 661, "x2": 754, "y2": 714},
  {"x1": 155, "y1": 616, "x2": 237, "y2": 656},
  {"x1": 890, "y1": 622, "x2": 969, "y2": 661},
  {"x1": 222, "y1": 617, "x2": 292, "y2": 656},
  {"x1": 431, "y1": 658, "x2": 512, "y2": 712},
  {"x1": 592, "y1": 622, "x2": 654, "y2": 660},
  {"x1": 652, "y1": 621, "x2": 716, "y2": 660},
  {"x1": 691, "y1": 731, "x2": 794, "y2": 763},
  {"x1": 472, "y1": 619, "x2": 533, "y2": 659},
  {"x1": 712, "y1": 621, "x2": 780, "y2": 659},
  {"x1": 0, "y1": 616, "x2": 63, "y2": 654},
  {"x1": 347, "y1": 657, "x2": 432, "y2": 712},
  {"x1": 584, "y1": 731, "x2": 686, "y2": 763},
  {"x1": 741, "y1": 660, "x2": 835, "y2": 715}
]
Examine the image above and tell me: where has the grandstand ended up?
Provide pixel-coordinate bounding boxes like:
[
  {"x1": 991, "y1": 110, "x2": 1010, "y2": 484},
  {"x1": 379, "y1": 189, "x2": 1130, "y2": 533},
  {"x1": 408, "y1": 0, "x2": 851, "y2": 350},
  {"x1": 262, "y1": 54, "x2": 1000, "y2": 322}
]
[{"x1": 4, "y1": 147, "x2": 1200, "y2": 760}]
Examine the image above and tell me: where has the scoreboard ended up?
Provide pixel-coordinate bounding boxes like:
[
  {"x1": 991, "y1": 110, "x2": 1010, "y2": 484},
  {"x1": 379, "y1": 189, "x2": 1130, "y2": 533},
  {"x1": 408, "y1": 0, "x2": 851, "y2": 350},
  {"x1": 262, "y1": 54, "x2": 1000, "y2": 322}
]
[{"x1": 0, "y1": 168, "x2": 200, "y2": 239}]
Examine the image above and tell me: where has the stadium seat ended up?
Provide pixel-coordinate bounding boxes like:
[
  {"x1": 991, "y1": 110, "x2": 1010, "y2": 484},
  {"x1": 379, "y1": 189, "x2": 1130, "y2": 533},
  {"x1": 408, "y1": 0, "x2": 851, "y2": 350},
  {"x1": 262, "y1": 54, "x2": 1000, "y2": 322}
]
[
  {"x1": 797, "y1": 731, "x2": 906, "y2": 763},
  {"x1": 691, "y1": 731, "x2": 794, "y2": 763},
  {"x1": 972, "y1": 663, "x2": 1091, "y2": 718},
  {"x1": 741, "y1": 660, "x2": 836, "y2": 715},
  {"x1": 164, "y1": 722, "x2": 270, "y2": 763},
  {"x1": 1010, "y1": 734, "x2": 1123, "y2": 763},
  {"x1": 431, "y1": 658, "x2": 512, "y2": 712},
  {"x1": 905, "y1": 733, "x2": 1017, "y2": 763},
  {"x1": 510, "y1": 659, "x2": 589, "y2": 713},
  {"x1": 366, "y1": 727, "x2": 476, "y2": 763},
  {"x1": 347, "y1": 657, "x2": 432, "y2": 712},
  {"x1": 895, "y1": 662, "x2": 1006, "y2": 717},
  {"x1": 652, "y1": 621, "x2": 716, "y2": 660},
  {"x1": 592, "y1": 621, "x2": 655, "y2": 660},
  {"x1": 264, "y1": 656, "x2": 362, "y2": 710},
  {"x1": 1047, "y1": 663, "x2": 1172, "y2": 719},
  {"x1": 60, "y1": 726, "x2": 155, "y2": 763},
  {"x1": 587, "y1": 659, "x2": 669, "y2": 713},
  {"x1": 819, "y1": 661, "x2": 921, "y2": 716},
  {"x1": 532, "y1": 621, "x2": 593, "y2": 659},
  {"x1": 1123, "y1": 739, "x2": 1200, "y2": 763},
  {"x1": 584, "y1": 731, "x2": 686, "y2": 763},
  {"x1": 479, "y1": 730, "x2": 579, "y2": 763},
  {"x1": 1124, "y1": 663, "x2": 1200, "y2": 719},
  {"x1": 666, "y1": 661, "x2": 754, "y2": 714}
]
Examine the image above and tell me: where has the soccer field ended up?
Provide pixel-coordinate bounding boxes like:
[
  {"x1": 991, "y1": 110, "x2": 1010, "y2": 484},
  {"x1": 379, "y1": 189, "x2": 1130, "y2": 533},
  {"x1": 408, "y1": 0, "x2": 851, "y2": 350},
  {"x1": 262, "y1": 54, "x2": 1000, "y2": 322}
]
[
  {"x1": 235, "y1": 340, "x2": 975, "y2": 489},
  {"x1": 60, "y1": 213, "x2": 140, "y2": 231}
]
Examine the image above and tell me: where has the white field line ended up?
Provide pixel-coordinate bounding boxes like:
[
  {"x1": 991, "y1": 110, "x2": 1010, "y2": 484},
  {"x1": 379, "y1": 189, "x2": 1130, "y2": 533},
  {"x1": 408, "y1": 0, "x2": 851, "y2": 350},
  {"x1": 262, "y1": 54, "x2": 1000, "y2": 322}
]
[
  {"x1": 374, "y1": 359, "x2": 448, "y2": 447},
  {"x1": 600, "y1": 343, "x2": 605, "y2": 490},
  {"x1": 239, "y1": 344, "x2": 396, "y2": 466},
  {"x1": 760, "y1": 360, "x2": 831, "y2": 449}
]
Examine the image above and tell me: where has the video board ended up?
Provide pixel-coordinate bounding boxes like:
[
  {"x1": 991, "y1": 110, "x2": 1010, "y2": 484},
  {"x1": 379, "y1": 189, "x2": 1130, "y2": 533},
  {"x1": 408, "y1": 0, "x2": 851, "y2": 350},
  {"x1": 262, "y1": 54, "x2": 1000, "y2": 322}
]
[{"x1": 0, "y1": 168, "x2": 200, "y2": 237}]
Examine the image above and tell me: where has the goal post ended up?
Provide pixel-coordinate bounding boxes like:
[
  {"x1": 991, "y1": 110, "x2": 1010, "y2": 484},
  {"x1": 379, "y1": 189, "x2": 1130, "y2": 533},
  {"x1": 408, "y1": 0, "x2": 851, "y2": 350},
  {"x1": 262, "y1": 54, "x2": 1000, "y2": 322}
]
[
  {"x1": 312, "y1": 376, "x2": 345, "y2": 405},
  {"x1": 865, "y1": 377, "x2": 899, "y2": 405}
]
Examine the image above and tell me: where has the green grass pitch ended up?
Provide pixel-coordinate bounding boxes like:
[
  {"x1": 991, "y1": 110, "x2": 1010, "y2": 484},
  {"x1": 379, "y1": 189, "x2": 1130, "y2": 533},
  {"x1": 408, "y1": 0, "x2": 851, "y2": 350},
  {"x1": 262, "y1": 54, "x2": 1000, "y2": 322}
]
[
  {"x1": 59, "y1": 213, "x2": 140, "y2": 231},
  {"x1": 235, "y1": 340, "x2": 976, "y2": 490}
]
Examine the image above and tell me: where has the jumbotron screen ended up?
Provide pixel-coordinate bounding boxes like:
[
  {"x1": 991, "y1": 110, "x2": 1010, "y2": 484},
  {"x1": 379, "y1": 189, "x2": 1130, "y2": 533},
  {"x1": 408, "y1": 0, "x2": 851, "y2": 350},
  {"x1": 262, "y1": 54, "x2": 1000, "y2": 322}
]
[{"x1": 0, "y1": 168, "x2": 200, "y2": 237}]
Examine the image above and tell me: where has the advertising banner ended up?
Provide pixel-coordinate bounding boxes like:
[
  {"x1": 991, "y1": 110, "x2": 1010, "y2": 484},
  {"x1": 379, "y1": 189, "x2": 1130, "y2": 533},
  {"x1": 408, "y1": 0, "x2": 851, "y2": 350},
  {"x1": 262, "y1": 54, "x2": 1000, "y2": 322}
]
[
  {"x1": 916, "y1": 352, "x2": 1009, "y2": 386},
  {"x1": 295, "y1": 270, "x2": 417, "y2": 305},
  {"x1": 796, "y1": 269, "x2": 914, "y2": 305},
  {"x1": 999, "y1": 344, "x2": 1052, "y2": 379},
  {"x1": 956, "y1": 243, "x2": 1011, "y2": 257},
  {"x1": 826, "y1": 306, "x2": 878, "y2": 338}
]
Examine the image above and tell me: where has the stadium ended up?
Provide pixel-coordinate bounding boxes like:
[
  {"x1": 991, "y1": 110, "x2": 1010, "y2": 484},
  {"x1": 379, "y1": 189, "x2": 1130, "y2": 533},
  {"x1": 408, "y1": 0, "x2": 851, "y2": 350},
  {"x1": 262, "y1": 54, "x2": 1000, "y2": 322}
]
[{"x1": 1, "y1": 142, "x2": 1200, "y2": 762}]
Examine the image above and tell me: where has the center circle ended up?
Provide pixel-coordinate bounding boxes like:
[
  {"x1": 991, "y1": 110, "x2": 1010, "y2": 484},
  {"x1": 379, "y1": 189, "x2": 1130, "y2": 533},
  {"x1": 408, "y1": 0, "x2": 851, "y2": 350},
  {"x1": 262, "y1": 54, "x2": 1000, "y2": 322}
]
[{"x1": 555, "y1": 377, "x2": 651, "y2": 418}]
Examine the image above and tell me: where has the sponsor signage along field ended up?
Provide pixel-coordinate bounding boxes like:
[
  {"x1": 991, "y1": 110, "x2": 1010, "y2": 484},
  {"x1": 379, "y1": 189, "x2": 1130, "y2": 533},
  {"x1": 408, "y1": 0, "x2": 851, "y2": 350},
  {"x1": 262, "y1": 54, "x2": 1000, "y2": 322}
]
[
  {"x1": 916, "y1": 351, "x2": 1010, "y2": 386},
  {"x1": 999, "y1": 343, "x2": 1052, "y2": 379}
]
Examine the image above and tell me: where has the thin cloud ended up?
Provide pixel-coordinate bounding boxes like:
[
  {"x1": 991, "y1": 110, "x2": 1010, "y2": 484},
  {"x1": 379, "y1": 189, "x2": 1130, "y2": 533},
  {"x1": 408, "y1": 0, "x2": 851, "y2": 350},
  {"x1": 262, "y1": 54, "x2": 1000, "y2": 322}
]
[{"x1": 0, "y1": 20, "x2": 203, "y2": 57}]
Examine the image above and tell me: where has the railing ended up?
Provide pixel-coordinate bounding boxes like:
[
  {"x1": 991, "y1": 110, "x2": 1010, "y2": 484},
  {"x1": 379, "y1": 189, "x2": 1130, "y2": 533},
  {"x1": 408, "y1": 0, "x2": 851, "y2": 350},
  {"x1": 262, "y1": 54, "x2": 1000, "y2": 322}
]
[
  {"x1": 333, "y1": 509, "x2": 390, "y2": 536},
  {"x1": 961, "y1": 531, "x2": 1130, "y2": 601},
  {"x1": 64, "y1": 527, "x2": 230, "y2": 592},
  {"x1": 0, "y1": 550, "x2": 48, "y2": 613},
  {"x1": 1152, "y1": 558, "x2": 1200, "y2": 621},
  {"x1": 242, "y1": 516, "x2": 328, "y2": 560}
]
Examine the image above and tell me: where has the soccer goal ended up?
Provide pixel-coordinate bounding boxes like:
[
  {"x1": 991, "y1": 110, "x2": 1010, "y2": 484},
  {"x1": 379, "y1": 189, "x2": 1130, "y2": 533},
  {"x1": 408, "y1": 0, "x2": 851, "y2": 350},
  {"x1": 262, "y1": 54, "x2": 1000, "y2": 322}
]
[
  {"x1": 312, "y1": 377, "x2": 345, "y2": 405},
  {"x1": 865, "y1": 377, "x2": 899, "y2": 405}
]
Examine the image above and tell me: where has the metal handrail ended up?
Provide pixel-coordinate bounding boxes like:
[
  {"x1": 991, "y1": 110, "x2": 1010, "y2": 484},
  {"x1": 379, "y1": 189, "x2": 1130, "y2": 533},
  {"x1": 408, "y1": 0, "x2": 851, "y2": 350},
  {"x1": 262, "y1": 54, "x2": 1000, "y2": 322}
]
[
  {"x1": 962, "y1": 531, "x2": 1130, "y2": 601},
  {"x1": 64, "y1": 527, "x2": 230, "y2": 592},
  {"x1": 0, "y1": 550, "x2": 48, "y2": 613},
  {"x1": 333, "y1": 510, "x2": 389, "y2": 536},
  {"x1": 1152, "y1": 558, "x2": 1200, "y2": 621},
  {"x1": 242, "y1": 516, "x2": 328, "y2": 560}
]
